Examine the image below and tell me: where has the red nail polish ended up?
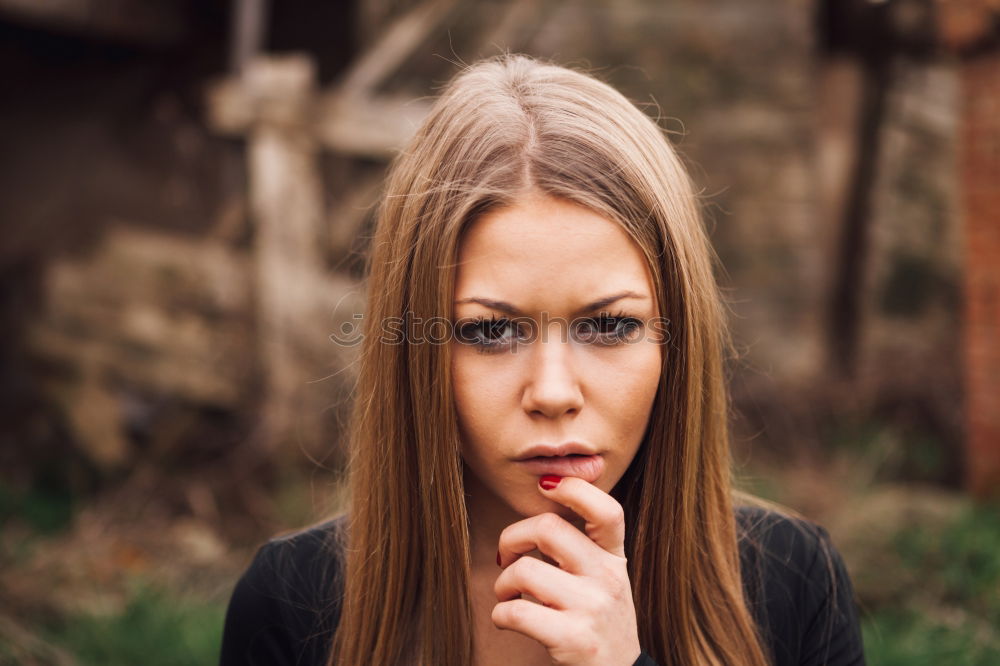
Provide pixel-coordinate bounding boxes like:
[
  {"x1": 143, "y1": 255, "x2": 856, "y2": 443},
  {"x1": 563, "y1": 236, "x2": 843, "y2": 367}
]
[
  {"x1": 539, "y1": 475, "x2": 562, "y2": 490},
  {"x1": 496, "y1": 550, "x2": 501, "y2": 567}
]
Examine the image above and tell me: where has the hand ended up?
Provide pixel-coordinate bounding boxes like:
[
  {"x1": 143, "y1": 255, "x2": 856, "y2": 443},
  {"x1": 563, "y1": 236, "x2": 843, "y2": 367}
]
[{"x1": 493, "y1": 475, "x2": 641, "y2": 666}]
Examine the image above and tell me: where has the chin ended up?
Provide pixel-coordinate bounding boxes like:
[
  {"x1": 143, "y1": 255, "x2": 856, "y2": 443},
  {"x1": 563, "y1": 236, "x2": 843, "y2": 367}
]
[{"x1": 509, "y1": 493, "x2": 580, "y2": 521}]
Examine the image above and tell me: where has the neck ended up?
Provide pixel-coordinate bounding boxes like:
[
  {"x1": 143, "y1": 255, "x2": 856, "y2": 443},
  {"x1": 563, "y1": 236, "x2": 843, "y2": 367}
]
[{"x1": 463, "y1": 464, "x2": 523, "y2": 575}]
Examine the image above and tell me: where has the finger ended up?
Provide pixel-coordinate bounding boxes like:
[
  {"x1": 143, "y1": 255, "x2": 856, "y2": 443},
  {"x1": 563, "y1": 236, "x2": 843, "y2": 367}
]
[
  {"x1": 497, "y1": 512, "x2": 600, "y2": 574},
  {"x1": 491, "y1": 598, "x2": 570, "y2": 649},
  {"x1": 494, "y1": 553, "x2": 583, "y2": 608},
  {"x1": 537, "y1": 476, "x2": 626, "y2": 558}
]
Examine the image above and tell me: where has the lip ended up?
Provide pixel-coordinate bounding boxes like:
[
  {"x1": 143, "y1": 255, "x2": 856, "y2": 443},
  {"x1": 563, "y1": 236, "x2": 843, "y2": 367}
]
[
  {"x1": 514, "y1": 442, "x2": 597, "y2": 460},
  {"x1": 516, "y1": 454, "x2": 605, "y2": 483}
]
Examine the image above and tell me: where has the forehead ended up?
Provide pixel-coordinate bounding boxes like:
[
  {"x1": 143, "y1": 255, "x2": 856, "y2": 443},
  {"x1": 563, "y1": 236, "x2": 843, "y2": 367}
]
[{"x1": 454, "y1": 195, "x2": 655, "y2": 310}]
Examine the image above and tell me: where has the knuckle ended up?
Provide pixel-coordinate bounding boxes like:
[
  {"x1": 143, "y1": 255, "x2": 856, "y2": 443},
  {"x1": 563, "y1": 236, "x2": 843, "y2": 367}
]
[
  {"x1": 608, "y1": 578, "x2": 630, "y2": 603},
  {"x1": 572, "y1": 618, "x2": 601, "y2": 652},
  {"x1": 579, "y1": 588, "x2": 603, "y2": 614},
  {"x1": 591, "y1": 564, "x2": 630, "y2": 604},
  {"x1": 606, "y1": 503, "x2": 626, "y2": 529},
  {"x1": 499, "y1": 600, "x2": 525, "y2": 626},
  {"x1": 505, "y1": 556, "x2": 530, "y2": 583},
  {"x1": 492, "y1": 572, "x2": 507, "y2": 598},
  {"x1": 537, "y1": 511, "x2": 563, "y2": 532},
  {"x1": 595, "y1": 556, "x2": 620, "y2": 581},
  {"x1": 577, "y1": 632, "x2": 600, "y2": 657},
  {"x1": 513, "y1": 554, "x2": 540, "y2": 575},
  {"x1": 494, "y1": 557, "x2": 537, "y2": 597},
  {"x1": 490, "y1": 603, "x2": 506, "y2": 626}
]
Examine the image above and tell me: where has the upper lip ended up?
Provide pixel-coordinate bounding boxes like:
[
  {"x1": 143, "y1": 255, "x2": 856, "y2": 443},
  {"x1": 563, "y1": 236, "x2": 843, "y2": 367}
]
[{"x1": 514, "y1": 442, "x2": 598, "y2": 461}]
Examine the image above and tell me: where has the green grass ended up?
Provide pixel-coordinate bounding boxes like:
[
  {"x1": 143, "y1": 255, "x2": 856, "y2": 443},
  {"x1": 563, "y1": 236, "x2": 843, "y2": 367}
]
[
  {"x1": 42, "y1": 583, "x2": 226, "y2": 666},
  {"x1": 862, "y1": 502, "x2": 1000, "y2": 665},
  {"x1": 863, "y1": 609, "x2": 1000, "y2": 666},
  {"x1": 892, "y1": 503, "x2": 1000, "y2": 620},
  {"x1": 0, "y1": 482, "x2": 75, "y2": 534}
]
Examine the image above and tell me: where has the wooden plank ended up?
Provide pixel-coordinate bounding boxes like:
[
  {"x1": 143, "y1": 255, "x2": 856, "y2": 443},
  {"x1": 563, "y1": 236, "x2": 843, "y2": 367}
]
[
  {"x1": 230, "y1": 0, "x2": 270, "y2": 74},
  {"x1": 315, "y1": 92, "x2": 432, "y2": 158}
]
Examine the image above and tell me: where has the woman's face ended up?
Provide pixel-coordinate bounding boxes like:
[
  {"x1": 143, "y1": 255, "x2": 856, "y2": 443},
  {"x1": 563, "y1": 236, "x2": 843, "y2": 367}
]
[{"x1": 452, "y1": 193, "x2": 663, "y2": 522}]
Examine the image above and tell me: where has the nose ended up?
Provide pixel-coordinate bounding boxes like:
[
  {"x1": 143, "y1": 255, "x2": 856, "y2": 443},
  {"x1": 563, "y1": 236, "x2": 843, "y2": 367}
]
[{"x1": 521, "y1": 325, "x2": 584, "y2": 419}]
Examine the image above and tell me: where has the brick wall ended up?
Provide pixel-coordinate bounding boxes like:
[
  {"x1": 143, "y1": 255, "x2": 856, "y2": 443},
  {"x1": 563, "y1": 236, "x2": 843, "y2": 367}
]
[{"x1": 961, "y1": 50, "x2": 1000, "y2": 499}]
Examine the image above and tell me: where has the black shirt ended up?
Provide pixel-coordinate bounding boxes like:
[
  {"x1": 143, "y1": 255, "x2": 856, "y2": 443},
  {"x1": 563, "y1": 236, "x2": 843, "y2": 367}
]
[{"x1": 219, "y1": 506, "x2": 865, "y2": 665}]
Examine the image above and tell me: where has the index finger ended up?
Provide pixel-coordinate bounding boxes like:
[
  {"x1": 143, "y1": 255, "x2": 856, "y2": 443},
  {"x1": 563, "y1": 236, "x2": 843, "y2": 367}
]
[{"x1": 537, "y1": 475, "x2": 626, "y2": 558}]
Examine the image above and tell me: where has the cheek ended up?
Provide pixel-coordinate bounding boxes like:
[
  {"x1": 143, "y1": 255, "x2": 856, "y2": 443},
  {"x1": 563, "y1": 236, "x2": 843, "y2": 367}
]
[
  {"x1": 451, "y1": 353, "x2": 516, "y2": 446},
  {"x1": 607, "y1": 343, "x2": 662, "y2": 392},
  {"x1": 601, "y1": 345, "x2": 662, "y2": 425}
]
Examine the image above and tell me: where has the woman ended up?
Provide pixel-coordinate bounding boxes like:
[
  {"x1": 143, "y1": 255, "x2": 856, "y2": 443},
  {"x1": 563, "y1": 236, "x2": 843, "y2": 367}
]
[{"x1": 220, "y1": 55, "x2": 865, "y2": 666}]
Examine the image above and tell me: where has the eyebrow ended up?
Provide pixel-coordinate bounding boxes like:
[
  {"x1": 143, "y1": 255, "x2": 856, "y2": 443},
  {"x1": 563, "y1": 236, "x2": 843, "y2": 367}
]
[{"x1": 454, "y1": 290, "x2": 648, "y2": 318}]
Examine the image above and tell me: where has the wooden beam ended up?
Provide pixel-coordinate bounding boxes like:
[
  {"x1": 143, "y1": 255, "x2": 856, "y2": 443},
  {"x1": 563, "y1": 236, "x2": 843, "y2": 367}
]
[
  {"x1": 230, "y1": 0, "x2": 270, "y2": 74},
  {"x1": 315, "y1": 92, "x2": 432, "y2": 159},
  {"x1": 207, "y1": 68, "x2": 432, "y2": 159}
]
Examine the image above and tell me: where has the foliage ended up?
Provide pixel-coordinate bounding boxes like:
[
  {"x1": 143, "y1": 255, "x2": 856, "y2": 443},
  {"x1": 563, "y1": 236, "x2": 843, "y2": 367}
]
[
  {"x1": 0, "y1": 482, "x2": 74, "y2": 534},
  {"x1": 863, "y1": 609, "x2": 1000, "y2": 666},
  {"x1": 861, "y1": 502, "x2": 1000, "y2": 665},
  {"x1": 41, "y1": 583, "x2": 225, "y2": 666}
]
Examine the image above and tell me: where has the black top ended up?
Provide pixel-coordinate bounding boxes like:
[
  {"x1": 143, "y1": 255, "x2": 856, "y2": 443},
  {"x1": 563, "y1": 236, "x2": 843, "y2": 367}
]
[{"x1": 219, "y1": 506, "x2": 865, "y2": 666}]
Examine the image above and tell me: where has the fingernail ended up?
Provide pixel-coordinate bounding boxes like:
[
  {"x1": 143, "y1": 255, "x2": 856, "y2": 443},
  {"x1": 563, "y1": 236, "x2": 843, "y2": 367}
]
[
  {"x1": 539, "y1": 475, "x2": 562, "y2": 490},
  {"x1": 496, "y1": 550, "x2": 501, "y2": 567}
]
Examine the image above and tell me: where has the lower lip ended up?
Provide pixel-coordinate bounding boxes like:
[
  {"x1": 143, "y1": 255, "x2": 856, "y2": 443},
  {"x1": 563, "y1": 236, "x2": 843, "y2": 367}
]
[{"x1": 516, "y1": 455, "x2": 605, "y2": 482}]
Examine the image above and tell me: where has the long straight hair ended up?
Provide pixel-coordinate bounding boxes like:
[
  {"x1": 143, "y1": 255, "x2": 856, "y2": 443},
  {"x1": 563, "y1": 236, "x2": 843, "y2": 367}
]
[{"x1": 327, "y1": 54, "x2": 771, "y2": 666}]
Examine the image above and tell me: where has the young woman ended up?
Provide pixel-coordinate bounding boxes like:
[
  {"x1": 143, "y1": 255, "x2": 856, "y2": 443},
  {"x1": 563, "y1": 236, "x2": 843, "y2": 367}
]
[{"x1": 219, "y1": 55, "x2": 865, "y2": 666}]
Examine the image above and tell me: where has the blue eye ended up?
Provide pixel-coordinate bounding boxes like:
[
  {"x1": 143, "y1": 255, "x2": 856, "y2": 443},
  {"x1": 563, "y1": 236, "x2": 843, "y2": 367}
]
[
  {"x1": 455, "y1": 311, "x2": 644, "y2": 353},
  {"x1": 573, "y1": 312, "x2": 643, "y2": 345},
  {"x1": 456, "y1": 316, "x2": 519, "y2": 352}
]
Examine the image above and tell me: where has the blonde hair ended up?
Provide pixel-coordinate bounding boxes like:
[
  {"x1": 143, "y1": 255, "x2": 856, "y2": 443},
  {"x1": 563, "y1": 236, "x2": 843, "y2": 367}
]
[{"x1": 328, "y1": 54, "x2": 770, "y2": 666}]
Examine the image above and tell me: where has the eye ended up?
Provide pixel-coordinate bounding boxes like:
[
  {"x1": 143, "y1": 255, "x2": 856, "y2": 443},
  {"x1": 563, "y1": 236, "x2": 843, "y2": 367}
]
[
  {"x1": 572, "y1": 311, "x2": 643, "y2": 346},
  {"x1": 455, "y1": 316, "x2": 520, "y2": 352}
]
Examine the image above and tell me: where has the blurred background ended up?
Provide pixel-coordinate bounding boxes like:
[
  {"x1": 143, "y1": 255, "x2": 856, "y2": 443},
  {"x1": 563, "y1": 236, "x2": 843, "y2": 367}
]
[{"x1": 0, "y1": 0, "x2": 998, "y2": 663}]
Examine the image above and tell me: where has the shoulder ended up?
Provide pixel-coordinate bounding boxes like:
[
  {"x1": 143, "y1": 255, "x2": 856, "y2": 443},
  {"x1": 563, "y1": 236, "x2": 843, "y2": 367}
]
[
  {"x1": 260, "y1": 514, "x2": 348, "y2": 589},
  {"x1": 734, "y1": 504, "x2": 866, "y2": 666},
  {"x1": 219, "y1": 515, "x2": 348, "y2": 666},
  {"x1": 735, "y1": 504, "x2": 832, "y2": 574}
]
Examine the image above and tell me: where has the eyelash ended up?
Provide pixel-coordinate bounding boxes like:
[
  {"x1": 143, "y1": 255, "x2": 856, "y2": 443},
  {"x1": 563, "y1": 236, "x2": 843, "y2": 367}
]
[{"x1": 456, "y1": 310, "x2": 644, "y2": 354}]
